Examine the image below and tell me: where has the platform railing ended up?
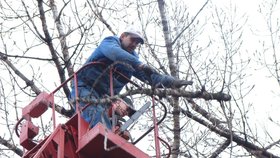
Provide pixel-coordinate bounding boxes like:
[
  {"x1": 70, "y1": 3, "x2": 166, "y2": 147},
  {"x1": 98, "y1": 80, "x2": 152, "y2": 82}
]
[{"x1": 15, "y1": 61, "x2": 171, "y2": 158}]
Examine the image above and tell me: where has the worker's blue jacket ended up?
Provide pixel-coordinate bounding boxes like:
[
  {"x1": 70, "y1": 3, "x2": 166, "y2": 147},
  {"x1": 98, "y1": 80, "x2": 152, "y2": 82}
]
[{"x1": 70, "y1": 36, "x2": 175, "y2": 128}]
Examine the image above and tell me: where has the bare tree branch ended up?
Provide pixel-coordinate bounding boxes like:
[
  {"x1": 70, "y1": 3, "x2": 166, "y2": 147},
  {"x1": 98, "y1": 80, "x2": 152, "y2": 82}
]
[
  {"x1": 0, "y1": 136, "x2": 23, "y2": 157},
  {"x1": 123, "y1": 88, "x2": 231, "y2": 101},
  {"x1": 209, "y1": 139, "x2": 231, "y2": 158},
  {"x1": 49, "y1": 0, "x2": 74, "y2": 77},
  {"x1": 0, "y1": 52, "x2": 41, "y2": 95},
  {"x1": 181, "y1": 108, "x2": 280, "y2": 158},
  {"x1": 37, "y1": 0, "x2": 70, "y2": 98}
]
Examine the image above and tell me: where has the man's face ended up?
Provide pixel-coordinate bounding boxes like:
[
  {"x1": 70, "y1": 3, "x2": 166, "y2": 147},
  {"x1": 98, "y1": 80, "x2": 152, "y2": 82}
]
[{"x1": 120, "y1": 33, "x2": 142, "y2": 53}]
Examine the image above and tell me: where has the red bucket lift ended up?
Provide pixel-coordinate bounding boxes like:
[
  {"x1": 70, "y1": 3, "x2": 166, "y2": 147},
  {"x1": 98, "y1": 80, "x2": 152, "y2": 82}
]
[
  {"x1": 17, "y1": 92, "x2": 150, "y2": 158},
  {"x1": 15, "y1": 62, "x2": 170, "y2": 158}
]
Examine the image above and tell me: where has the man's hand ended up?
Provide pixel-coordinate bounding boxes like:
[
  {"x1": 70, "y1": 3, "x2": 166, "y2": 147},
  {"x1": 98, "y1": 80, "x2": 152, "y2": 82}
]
[{"x1": 172, "y1": 79, "x2": 193, "y2": 88}]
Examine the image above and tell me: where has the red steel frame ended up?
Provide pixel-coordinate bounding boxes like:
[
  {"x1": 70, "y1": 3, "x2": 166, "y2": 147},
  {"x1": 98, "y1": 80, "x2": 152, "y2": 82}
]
[{"x1": 16, "y1": 62, "x2": 170, "y2": 158}]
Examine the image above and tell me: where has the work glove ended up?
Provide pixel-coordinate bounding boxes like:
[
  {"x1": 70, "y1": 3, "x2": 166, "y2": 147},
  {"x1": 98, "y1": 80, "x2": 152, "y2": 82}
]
[
  {"x1": 172, "y1": 79, "x2": 193, "y2": 88},
  {"x1": 122, "y1": 97, "x2": 136, "y2": 117}
]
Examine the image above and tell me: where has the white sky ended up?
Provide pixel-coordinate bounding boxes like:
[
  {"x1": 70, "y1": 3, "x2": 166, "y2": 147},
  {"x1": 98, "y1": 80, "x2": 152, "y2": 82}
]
[{"x1": 1, "y1": 0, "x2": 280, "y2": 157}]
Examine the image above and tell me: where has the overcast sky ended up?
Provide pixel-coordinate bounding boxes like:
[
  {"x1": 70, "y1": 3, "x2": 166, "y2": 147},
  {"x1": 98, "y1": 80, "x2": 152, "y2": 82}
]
[{"x1": 1, "y1": 0, "x2": 280, "y2": 157}]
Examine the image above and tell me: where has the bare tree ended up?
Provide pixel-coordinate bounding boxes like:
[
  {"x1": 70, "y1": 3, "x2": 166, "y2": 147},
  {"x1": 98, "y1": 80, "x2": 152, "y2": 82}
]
[{"x1": 0, "y1": 0, "x2": 279, "y2": 157}]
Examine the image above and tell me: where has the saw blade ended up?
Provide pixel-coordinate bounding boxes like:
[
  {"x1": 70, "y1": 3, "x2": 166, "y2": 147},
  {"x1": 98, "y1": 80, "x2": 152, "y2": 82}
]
[{"x1": 119, "y1": 101, "x2": 151, "y2": 133}]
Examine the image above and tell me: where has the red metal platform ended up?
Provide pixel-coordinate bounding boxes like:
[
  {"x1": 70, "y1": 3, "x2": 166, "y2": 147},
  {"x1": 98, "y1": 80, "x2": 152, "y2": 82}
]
[
  {"x1": 77, "y1": 123, "x2": 150, "y2": 158},
  {"x1": 21, "y1": 112, "x2": 150, "y2": 158}
]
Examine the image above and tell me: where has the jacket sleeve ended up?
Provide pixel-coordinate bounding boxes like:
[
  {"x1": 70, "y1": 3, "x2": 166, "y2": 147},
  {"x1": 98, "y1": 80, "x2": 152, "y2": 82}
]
[
  {"x1": 98, "y1": 36, "x2": 142, "y2": 69},
  {"x1": 133, "y1": 70, "x2": 175, "y2": 88}
]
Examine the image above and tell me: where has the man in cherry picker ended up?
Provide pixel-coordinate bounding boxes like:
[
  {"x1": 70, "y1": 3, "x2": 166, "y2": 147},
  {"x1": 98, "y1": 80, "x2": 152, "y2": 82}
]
[{"x1": 70, "y1": 25, "x2": 192, "y2": 132}]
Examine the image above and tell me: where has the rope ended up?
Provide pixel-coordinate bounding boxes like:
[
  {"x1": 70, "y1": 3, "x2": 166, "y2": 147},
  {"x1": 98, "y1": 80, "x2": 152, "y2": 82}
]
[{"x1": 103, "y1": 128, "x2": 119, "y2": 151}]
